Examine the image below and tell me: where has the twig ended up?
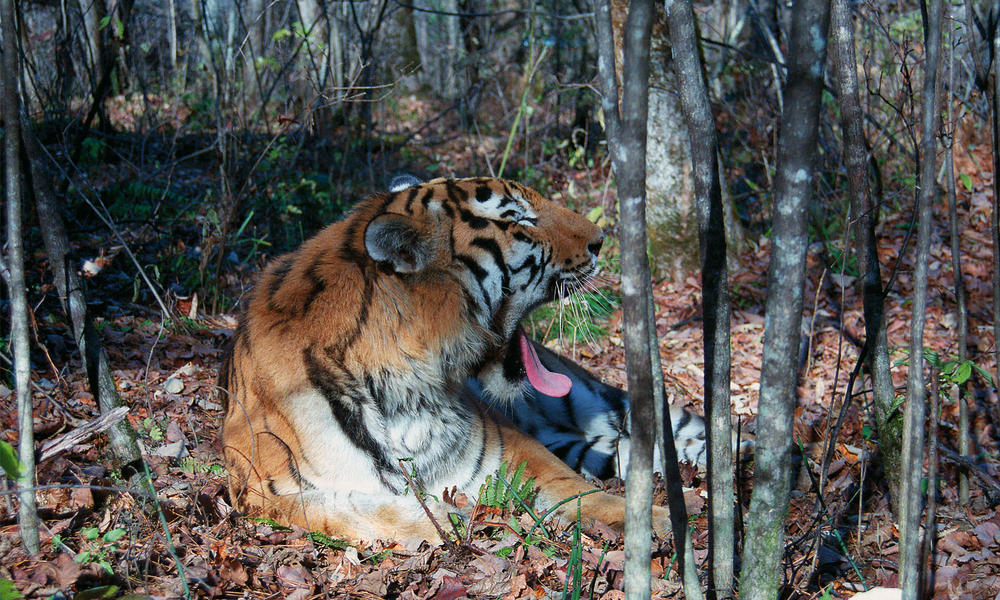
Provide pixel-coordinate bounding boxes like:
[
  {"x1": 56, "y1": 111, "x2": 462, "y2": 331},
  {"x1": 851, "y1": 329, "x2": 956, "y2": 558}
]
[
  {"x1": 937, "y1": 446, "x2": 1000, "y2": 502},
  {"x1": 38, "y1": 406, "x2": 130, "y2": 463},
  {"x1": 397, "y1": 459, "x2": 458, "y2": 551}
]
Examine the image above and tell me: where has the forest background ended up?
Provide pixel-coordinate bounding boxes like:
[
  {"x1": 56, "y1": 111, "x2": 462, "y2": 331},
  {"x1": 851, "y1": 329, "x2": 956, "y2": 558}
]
[{"x1": 1, "y1": 0, "x2": 1000, "y2": 598}]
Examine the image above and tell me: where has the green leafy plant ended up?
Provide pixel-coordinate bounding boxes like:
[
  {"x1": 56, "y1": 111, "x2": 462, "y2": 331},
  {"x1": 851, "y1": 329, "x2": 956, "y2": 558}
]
[
  {"x1": 0, "y1": 578, "x2": 22, "y2": 600},
  {"x1": 250, "y1": 517, "x2": 292, "y2": 531},
  {"x1": 306, "y1": 530, "x2": 349, "y2": 550},
  {"x1": 80, "y1": 137, "x2": 106, "y2": 165},
  {"x1": 75, "y1": 527, "x2": 127, "y2": 575},
  {"x1": 479, "y1": 461, "x2": 536, "y2": 509},
  {"x1": 178, "y1": 457, "x2": 226, "y2": 476},
  {"x1": 141, "y1": 417, "x2": 166, "y2": 442},
  {"x1": 0, "y1": 440, "x2": 23, "y2": 479},
  {"x1": 561, "y1": 500, "x2": 585, "y2": 600},
  {"x1": 895, "y1": 348, "x2": 995, "y2": 393}
]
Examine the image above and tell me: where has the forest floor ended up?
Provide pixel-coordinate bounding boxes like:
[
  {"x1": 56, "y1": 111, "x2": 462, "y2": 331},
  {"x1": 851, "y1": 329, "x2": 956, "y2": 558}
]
[{"x1": 2, "y1": 95, "x2": 1000, "y2": 599}]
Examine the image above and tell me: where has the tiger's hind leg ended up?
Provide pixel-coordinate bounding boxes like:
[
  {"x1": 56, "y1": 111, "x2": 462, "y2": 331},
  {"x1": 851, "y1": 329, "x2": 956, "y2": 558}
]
[{"x1": 237, "y1": 481, "x2": 460, "y2": 546}]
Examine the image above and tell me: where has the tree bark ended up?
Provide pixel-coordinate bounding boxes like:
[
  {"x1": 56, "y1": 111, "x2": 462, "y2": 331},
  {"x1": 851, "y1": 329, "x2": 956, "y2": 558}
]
[
  {"x1": 243, "y1": 0, "x2": 266, "y2": 98},
  {"x1": 166, "y1": 0, "x2": 177, "y2": 73},
  {"x1": 943, "y1": 34, "x2": 970, "y2": 503},
  {"x1": 2, "y1": 0, "x2": 40, "y2": 555},
  {"x1": 738, "y1": 0, "x2": 830, "y2": 598},
  {"x1": 76, "y1": 0, "x2": 104, "y2": 90},
  {"x1": 663, "y1": 2, "x2": 734, "y2": 597},
  {"x1": 830, "y1": 0, "x2": 899, "y2": 500},
  {"x1": 899, "y1": 0, "x2": 942, "y2": 595},
  {"x1": 596, "y1": 0, "x2": 660, "y2": 596},
  {"x1": 616, "y1": 2, "x2": 656, "y2": 598},
  {"x1": 20, "y1": 122, "x2": 143, "y2": 473},
  {"x1": 991, "y1": 0, "x2": 1000, "y2": 402}
]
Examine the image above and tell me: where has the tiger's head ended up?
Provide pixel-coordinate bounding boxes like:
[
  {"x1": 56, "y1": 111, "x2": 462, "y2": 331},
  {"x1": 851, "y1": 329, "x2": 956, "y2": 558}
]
[{"x1": 363, "y1": 176, "x2": 604, "y2": 401}]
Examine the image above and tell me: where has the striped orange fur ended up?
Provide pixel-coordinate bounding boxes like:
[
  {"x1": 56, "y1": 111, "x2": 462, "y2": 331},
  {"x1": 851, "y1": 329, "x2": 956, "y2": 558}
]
[{"x1": 219, "y1": 177, "x2": 671, "y2": 544}]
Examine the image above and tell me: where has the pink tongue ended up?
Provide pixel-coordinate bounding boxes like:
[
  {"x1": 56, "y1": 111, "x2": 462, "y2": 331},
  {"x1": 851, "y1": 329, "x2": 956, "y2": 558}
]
[{"x1": 519, "y1": 330, "x2": 572, "y2": 397}]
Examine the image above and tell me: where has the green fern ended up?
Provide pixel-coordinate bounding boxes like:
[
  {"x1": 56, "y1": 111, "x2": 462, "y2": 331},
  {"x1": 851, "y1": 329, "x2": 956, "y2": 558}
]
[{"x1": 480, "y1": 461, "x2": 536, "y2": 508}]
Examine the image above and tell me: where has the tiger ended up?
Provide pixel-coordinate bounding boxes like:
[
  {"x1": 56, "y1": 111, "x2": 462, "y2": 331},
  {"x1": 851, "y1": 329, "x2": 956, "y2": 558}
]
[{"x1": 219, "y1": 176, "x2": 684, "y2": 545}]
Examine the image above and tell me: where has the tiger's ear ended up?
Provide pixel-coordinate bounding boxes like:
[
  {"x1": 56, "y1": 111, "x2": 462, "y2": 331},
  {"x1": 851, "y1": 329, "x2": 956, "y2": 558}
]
[{"x1": 364, "y1": 213, "x2": 434, "y2": 273}]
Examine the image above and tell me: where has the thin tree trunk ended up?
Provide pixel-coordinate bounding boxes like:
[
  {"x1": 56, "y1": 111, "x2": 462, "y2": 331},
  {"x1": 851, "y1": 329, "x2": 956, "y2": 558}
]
[
  {"x1": 830, "y1": 0, "x2": 899, "y2": 499},
  {"x1": 76, "y1": 0, "x2": 104, "y2": 90},
  {"x1": 20, "y1": 123, "x2": 143, "y2": 473},
  {"x1": 943, "y1": 34, "x2": 970, "y2": 503},
  {"x1": 1, "y1": 0, "x2": 40, "y2": 555},
  {"x1": 899, "y1": 0, "x2": 942, "y2": 595},
  {"x1": 615, "y1": 1, "x2": 656, "y2": 597},
  {"x1": 738, "y1": 0, "x2": 830, "y2": 598},
  {"x1": 923, "y1": 366, "x2": 940, "y2": 597},
  {"x1": 664, "y1": 2, "x2": 733, "y2": 598},
  {"x1": 596, "y1": 1, "x2": 702, "y2": 593},
  {"x1": 244, "y1": 0, "x2": 266, "y2": 98},
  {"x1": 329, "y1": 3, "x2": 344, "y2": 91},
  {"x1": 166, "y1": 0, "x2": 178, "y2": 74},
  {"x1": 991, "y1": 0, "x2": 1000, "y2": 403},
  {"x1": 648, "y1": 294, "x2": 701, "y2": 599}
]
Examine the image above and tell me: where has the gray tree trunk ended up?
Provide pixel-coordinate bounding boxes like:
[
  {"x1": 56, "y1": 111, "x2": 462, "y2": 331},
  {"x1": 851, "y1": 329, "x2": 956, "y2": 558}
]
[
  {"x1": 617, "y1": 2, "x2": 656, "y2": 597},
  {"x1": 830, "y1": 0, "x2": 899, "y2": 500},
  {"x1": 664, "y1": 1, "x2": 734, "y2": 597},
  {"x1": 943, "y1": 32, "x2": 970, "y2": 503},
  {"x1": 2, "y1": 0, "x2": 40, "y2": 555},
  {"x1": 413, "y1": 0, "x2": 464, "y2": 97},
  {"x1": 243, "y1": 0, "x2": 266, "y2": 97},
  {"x1": 77, "y1": 0, "x2": 104, "y2": 89},
  {"x1": 595, "y1": 0, "x2": 657, "y2": 597},
  {"x1": 166, "y1": 0, "x2": 177, "y2": 73},
  {"x1": 899, "y1": 0, "x2": 943, "y2": 595},
  {"x1": 738, "y1": 0, "x2": 830, "y2": 598},
  {"x1": 991, "y1": 0, "x2": 1000, "y2": 404},
  {"x1": 296, "y1": 0, "x2": 330, "y2": 93}
]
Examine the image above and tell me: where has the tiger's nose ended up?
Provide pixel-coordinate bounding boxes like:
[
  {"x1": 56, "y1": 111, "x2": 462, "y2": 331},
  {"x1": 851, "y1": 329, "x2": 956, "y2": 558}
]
[{"x1": 587, "y1": 234, "x2": 604, "y2": 257}]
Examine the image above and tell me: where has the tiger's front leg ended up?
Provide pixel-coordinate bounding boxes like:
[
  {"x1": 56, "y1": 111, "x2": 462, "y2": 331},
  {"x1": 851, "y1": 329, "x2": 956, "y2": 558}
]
[{"x1": 496, "y1": 418, "x2": 672, "y2": 538}]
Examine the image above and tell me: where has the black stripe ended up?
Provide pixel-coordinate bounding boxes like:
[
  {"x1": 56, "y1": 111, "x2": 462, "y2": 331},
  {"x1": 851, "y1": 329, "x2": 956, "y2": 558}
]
[
  {"x1": 466, "y1": 402, "x2": 490, "y2": 488},
  {"x1": 545, "y1": 439, "x2": 575, "y2": 459},
  {"x1": 578, "y1": 437, "x2": 602, "y2": 471},
  {"x1": 303, "y1": 347, "x2": 400, "y2": 492},
  {"x1": 301, "y1": 255, "x2": 327, "y2": 314},
  {"x1": 471, "y1": 237, "x2": 510, "y2": 291},
  {"x1": 405, "y1": 187, "x2": 420, "y2": 213},
  {"x1": 514, "y1": 255, "x2": 543, "y2": 289},
  {"x1": 420, "y1": 188, "x2": 437, "y2": 210},
  {"x1": 604, "y1": 388, "x2": 628, "y2": 421},
  {"x1": 456, "y1": 254, "x2": 494, "y2": 311},
  {"x1": 673, "y1": 408, "x2": 692, "y2": 435},
  {"x1": 268, "y1": 256, "x2": 295, "y2": 300},
  {"x1": 595, "y1": 453, "x2": 616, "y2": 480},
  {"x1": 459, "y1": 207, "x2": 490, "y2": 229}
]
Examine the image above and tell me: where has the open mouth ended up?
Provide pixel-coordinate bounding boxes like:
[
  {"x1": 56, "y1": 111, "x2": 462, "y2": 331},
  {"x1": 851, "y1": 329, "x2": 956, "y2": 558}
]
[
  {"x1": 495, "y1": 262, "x2": 598, "y2": 399},
  {"x1": 509, "y1": 326, "x2": 572, "y2": 397}
]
